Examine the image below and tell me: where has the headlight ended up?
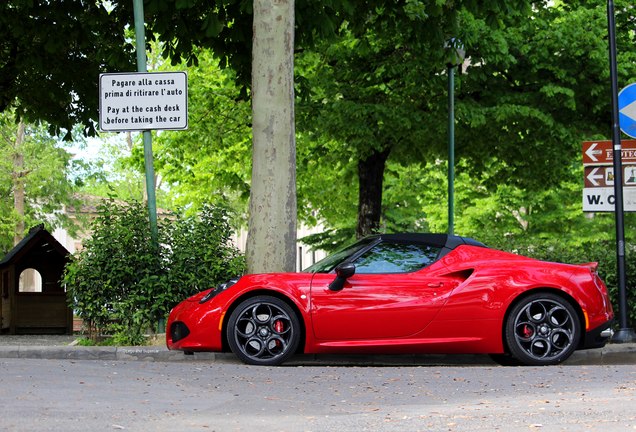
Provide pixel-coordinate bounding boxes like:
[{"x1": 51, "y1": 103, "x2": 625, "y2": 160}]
[{"x1": 199, "y1": 277, "x2": 240, "y2": 304}]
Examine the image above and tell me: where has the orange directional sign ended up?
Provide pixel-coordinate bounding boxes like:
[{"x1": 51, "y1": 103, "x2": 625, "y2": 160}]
[
  {"x1": 584, "y1": 165, "x2": 636, "y2": 187},
  {"x1": 582, "y1": 140, "x2": 636, "y2": 165}
]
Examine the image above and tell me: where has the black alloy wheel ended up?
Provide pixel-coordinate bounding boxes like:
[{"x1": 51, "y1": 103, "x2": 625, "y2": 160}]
[
  {"x1": 505, "y1": 292, "x2": 581, "y2": 366},
  {"x1": 227, "y1": 295, "x2": 301, "y2": 366}
]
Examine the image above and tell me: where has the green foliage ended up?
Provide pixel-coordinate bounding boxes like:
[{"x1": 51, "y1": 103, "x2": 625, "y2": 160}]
[
  {"x1": 294, "y1": 0, "x2": 539, "y2": 239},
  {"x1": 63, "y1": 200, "x2": 245, "y2": 345},
  {"x1": 295, "y1": 0, "x2": 636, "y2": 250},
  {"x1": 63, "y1": 200, "x2": 159, "y2": 343},
  {"x1": 0, "y1": 111, "x2": 85, "y2": 255},
  {"x1": 78, "y1": 132, "x2": 175, "y2": 210},
  {"x1": 74, "y1": 337, "x2": 97, "y2": 347},
  {"x1": 1, "y1": 0, "x2": 535, "y2": 137},
  {"x1": 150, "y1": 49, "x2": 252, "y2": 221},
  {"x1": 161, "y1": 204, "x2": 246, "y2": 314},
  {"x1": 0, "y1": 0, "x2": 135, "y2": 137}
]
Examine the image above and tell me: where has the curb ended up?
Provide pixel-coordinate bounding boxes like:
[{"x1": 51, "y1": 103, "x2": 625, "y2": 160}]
[
  {"x1": 565, "y1": 342, "x2": 636, "y2": 365},
  {"x1": 0, "y1": 345, "x2": 226, "y2": 363},
  {"x1": 0, "y1": 343, "x2": 634, "y2": 365}
]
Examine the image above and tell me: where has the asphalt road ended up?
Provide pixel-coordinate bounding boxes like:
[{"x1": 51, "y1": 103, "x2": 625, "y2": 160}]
[{"x1": 1, "y1": 358, "x2": 635, "y2": 432}]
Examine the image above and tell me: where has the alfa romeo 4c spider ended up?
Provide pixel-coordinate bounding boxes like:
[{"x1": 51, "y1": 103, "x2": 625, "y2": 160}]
[{"x1": 167, "y1": 233, "x2": 614, "y2": 366}]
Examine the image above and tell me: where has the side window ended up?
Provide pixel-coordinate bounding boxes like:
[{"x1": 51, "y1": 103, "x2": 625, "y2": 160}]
[{"x1": 353, "y1": 242, "x2": 441, "y2": 274}]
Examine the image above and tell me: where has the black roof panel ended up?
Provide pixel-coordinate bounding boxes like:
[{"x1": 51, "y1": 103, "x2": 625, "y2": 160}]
[{"x1": 369, "y1": 233, "x2": 486, "y2": 250}]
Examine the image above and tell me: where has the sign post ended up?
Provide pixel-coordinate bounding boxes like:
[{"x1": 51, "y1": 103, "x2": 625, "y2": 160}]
[
  {"x1": 605, "y1": 0, "x2": 635, "y2": 342},
  {"x1": 133, "y1": 0, "x2": 158, "y2": 247}
]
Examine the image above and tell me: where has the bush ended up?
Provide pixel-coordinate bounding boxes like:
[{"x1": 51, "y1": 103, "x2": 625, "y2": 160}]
[
  {"x1": 158, "y1": 204, "x2": 246, "y2": 322},
  {"x1": 63, "y1": 200, "x2": 245, "y2": 344}
]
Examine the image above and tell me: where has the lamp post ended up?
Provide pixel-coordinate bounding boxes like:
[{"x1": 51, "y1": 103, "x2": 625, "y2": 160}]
[{"x1": 446, "y1": 39, "x2": 465, "y2": 236}]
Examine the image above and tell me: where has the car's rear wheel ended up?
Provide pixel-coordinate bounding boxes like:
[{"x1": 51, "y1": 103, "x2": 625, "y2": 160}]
[
  {"x1": 227, "y1": 296, "x2": 300, "y2": 366},
  {"x1": 505, "y1": 292, "x2": 581, "y2": 366}
]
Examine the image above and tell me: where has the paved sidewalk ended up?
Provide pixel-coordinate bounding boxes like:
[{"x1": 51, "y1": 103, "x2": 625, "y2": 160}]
[
  {"x1": 0, "y1": 335, "x2": 78, "y2": 346},
  {"x1": 0, "y1": 334, "x2": 634, "y2": 366}
]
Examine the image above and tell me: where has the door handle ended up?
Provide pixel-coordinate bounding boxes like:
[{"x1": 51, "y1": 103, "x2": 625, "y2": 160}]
[{"x1": 427, "y1": 282, "x2": 444, "y2": 288}]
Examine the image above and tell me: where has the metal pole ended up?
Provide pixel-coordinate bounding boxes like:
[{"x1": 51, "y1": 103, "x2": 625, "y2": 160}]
[
  {"x1": 133, "y1": 0, "x2": 159, "y2": 247},
  {"x1": 607, "y1": 0, "x2": 635, "y2": 343},
  {"x1": 448, "y1": 65, "x2": 455, "y2": 236}
]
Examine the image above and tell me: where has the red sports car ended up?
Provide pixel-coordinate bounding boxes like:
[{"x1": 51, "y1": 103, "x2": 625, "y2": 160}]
[{"x1": 166, "y1": 233, "x2": 614, "y2": 366}]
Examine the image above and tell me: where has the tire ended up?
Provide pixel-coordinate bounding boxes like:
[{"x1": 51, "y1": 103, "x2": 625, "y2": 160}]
[
  {"x1": 505, "y1": 292, "x2": 581, "y2": 366},
  {"x1": 226, "y1": 296, "x2": 301, "y2": 366}
]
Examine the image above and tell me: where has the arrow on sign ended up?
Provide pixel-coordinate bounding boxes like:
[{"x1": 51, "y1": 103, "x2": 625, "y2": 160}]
[
  {"x1": 585, "y1": 142, "x2": 603, "y2": 162},
  {"x1": 586, "y1": 167, "x2": 604, "y2": 186},
  {"x1": 620, "y1": 100, "x2": 636, "y2": 122}
]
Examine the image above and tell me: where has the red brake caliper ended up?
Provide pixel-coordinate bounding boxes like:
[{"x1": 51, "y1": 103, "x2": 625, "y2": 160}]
[
  {"x1": 273, "y1": 320, "x2": 284, "y2": 348},
  {"x1": 523, "y1": 325, "x2": 534, "y2": 338},
  {"x1": 274, "y1": 320, "x2": 284, "y2": 333}
]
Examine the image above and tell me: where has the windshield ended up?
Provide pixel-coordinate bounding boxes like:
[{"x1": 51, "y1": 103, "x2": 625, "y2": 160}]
[{"x1": 304, "y1": 237, "x2": 375, "y2": 273}]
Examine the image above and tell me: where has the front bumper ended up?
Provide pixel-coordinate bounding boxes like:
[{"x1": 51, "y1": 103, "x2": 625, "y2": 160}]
[{"x1": 166, "y1": 298, "x2": 225, "y2": 352}]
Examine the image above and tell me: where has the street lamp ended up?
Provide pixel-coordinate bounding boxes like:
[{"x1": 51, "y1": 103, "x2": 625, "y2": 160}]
[{"x1": 445, "y1": 39, "x2": 465, "y2": 236}]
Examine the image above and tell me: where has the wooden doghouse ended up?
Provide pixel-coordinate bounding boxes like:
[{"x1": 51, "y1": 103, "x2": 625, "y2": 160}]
[{"x1": 0, "y1": 225, "x2": 72, "y2": 334}]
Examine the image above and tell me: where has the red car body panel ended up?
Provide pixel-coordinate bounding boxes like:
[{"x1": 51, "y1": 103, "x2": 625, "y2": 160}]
[
  {"x1": 167, "y1": 240, "x2": 614, "y2": 359},
  {"x1": 167, "y1": 273, "x2": 312, "y2": 352}
]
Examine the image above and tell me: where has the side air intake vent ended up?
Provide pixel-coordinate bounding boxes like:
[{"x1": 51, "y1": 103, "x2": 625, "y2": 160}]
[{"x1": 170, "y1": 321, "x2": 190, "y2": 343}]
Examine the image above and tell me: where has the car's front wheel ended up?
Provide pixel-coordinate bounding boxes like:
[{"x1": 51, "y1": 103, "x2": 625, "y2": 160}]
[
  {"x1": 226, "y1": 295, "x2": 300, "y2": 366},
  {"x1": 505, "y1": 292, "x2": 581, "y2": 366}
]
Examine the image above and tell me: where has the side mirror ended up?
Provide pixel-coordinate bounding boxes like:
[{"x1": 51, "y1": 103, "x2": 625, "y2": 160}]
[{"x1": 328, "y1": 263, "x2": 356, "y2": 291}]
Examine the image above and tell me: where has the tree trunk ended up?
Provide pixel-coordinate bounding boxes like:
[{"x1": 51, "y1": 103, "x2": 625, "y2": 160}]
[
  {"x1": 356, "y1": 148, "x2": 390, "y2": 238},
  {"x1": 246, "y1": 0, "x2": 297, "y2": 273},
  {"x1": 12, "y1": 121, "x2": 26, "y2": 245}
]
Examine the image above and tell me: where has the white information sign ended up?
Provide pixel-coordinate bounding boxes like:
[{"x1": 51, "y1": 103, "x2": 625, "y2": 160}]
[
  {"x1": 99, "y1": 72, "x2": 188, "y2": 132},
  {"x1": 583, "y1": 187, "x2": 636, "y2": 212}
]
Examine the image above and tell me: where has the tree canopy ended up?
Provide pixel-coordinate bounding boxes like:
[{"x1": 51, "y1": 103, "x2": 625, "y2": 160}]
[
  {"x1": 0, "y1": 0, "x2": 135, "y2": 137},
  {"x1": 0, "y1": 110, "x2": 86, "y2": 254},
  {"x1": 4, "y1": 0, "x2": 635, "y2": 253},
  {"x1": 294, "y1": 0, "x2": 636, "y2": 247},
  {"x1": 1, "y1": 0, "x2": 534, "y2": 135},
  {"x1": 151, "y1": 50, "x2": 252, "y2": 218}
]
